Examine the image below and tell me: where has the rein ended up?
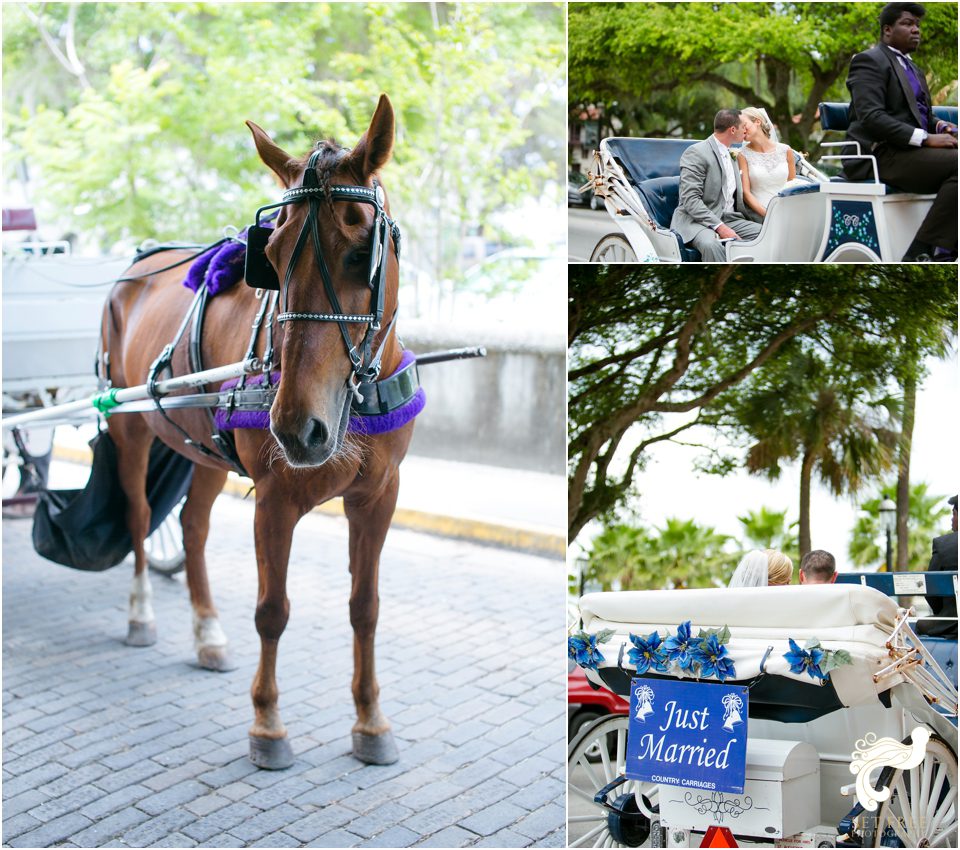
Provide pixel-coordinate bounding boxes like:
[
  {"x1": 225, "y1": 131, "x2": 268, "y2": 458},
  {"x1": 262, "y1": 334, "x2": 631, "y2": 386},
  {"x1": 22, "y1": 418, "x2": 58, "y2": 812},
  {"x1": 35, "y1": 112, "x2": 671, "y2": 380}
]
[{"x1": 248, "y1": 149, "x2": 403, "y2": 403}]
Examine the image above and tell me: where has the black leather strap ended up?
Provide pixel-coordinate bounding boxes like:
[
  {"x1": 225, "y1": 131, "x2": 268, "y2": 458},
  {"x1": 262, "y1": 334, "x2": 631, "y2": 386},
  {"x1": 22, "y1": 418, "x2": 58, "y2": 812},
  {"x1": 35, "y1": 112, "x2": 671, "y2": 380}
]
[{"x1": 353, "y1": 358, "x2": 421, "y2": 416}]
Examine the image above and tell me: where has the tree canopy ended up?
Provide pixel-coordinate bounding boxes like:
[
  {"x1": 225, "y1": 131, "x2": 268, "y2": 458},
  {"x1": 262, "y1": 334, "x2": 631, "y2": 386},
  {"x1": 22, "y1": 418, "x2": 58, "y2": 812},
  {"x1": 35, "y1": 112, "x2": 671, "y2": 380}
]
[
  {"x1": 569, "y1": 1, "x2": 959, "y2": 154},
  {"x1": 2, "y1": 2, "x2": 564, "y2": 295},
  {"x1": 568, "y1": 265, "x2": 958, "y2": 543}
]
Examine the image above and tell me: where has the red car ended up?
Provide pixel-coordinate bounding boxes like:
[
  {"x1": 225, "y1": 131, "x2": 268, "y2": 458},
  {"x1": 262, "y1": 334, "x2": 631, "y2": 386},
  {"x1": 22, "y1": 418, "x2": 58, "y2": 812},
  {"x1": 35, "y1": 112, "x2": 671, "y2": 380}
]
[{"x1": 568, "y1": 662, "x2": 629, "y2": 752}]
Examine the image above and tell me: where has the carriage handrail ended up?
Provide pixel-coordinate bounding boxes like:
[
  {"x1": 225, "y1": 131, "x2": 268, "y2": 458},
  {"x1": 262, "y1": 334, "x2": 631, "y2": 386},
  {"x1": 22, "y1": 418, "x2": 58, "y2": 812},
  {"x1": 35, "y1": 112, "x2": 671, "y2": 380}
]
[
  {"x1": 884, "y1": 608, "x2": 959, "y2": 714},
  {"x1": 819, "y1": 141, "x2": 881, "y2": 184}
]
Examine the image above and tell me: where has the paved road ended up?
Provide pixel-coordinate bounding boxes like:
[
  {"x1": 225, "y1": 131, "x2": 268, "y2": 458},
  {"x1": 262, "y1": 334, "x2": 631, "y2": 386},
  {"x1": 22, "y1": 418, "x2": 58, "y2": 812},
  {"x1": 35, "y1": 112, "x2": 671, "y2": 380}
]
[
  {"x1": 2, "y1": 495, "x2": 565, "y2": 848},
  {"x1": 568, "y1": 208, "x2": 614, "y2": 262}
]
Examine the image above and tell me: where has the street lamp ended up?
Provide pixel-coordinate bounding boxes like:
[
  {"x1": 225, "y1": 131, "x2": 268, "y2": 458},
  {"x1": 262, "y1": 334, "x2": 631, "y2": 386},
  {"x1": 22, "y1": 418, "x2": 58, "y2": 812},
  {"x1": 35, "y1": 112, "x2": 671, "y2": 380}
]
[{"x1": 878, "y1": 498, "x2": 897, "y2": 572}]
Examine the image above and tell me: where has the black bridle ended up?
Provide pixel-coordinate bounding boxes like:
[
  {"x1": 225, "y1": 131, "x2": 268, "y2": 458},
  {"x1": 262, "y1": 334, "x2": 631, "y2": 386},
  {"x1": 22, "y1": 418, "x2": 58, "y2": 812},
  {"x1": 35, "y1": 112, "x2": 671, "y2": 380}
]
[{"x1": 247, "y1": 148, "x2": 402, "y2": 402}]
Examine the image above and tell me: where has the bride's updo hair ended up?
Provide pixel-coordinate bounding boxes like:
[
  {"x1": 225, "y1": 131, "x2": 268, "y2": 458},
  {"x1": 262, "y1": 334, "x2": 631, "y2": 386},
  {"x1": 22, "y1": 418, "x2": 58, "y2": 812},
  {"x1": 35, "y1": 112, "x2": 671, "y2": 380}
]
[
  {"x1": 765, "y1": 549, "x2": 794, "y2": 585},
  {"x1": 741, "y1": 107, "x2": 774, "y2": 138}
]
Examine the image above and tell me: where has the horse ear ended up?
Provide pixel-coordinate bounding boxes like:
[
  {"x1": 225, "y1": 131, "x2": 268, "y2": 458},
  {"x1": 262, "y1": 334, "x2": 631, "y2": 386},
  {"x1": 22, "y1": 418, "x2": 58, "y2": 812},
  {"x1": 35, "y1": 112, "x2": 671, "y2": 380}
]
[
  {"x1": 246, "y1": 120, "x2": 297, "y2": 188},
  {"x1": 351, "y1": 94, "x2": 395, "y2": 177}
]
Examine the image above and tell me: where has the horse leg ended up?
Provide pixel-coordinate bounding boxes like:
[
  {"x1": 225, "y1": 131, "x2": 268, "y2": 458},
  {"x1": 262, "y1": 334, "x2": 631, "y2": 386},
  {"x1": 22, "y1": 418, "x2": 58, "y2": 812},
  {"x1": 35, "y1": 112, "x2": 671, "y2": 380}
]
[
  {"x1": 110, "y1": 419, "x2": 156, "y2": 647},
  {"x1": 248, "y1": 481, "x2": 298, "y2": 769},
  {"x1": 343, "y1": 472, "x2": 400, "y2": 765},
  {"x1": 180, "y1": 464, "x2": 232, "y2": 671}
]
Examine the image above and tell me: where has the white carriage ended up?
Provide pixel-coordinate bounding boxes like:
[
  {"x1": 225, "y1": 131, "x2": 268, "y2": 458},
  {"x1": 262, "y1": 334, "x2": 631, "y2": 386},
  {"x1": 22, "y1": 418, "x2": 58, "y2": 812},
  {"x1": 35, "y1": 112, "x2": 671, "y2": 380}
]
[
  {"x1": 586, "y1": 103, "x2": 959, "y2": 263},
  {"x1": 1, "y1": 216, "x2": 188, "y2": 571},
  {"x1": 569, "y1": 582, "x2": 958, "y2": 847}
]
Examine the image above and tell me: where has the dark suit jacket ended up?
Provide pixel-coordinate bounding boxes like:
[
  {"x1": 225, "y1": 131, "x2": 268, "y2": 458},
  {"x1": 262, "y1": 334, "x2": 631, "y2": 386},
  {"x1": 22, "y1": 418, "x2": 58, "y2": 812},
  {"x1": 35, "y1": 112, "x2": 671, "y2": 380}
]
[
  {"x1": 844, "y1": 43, "x2": 935, "y2": 180},
  {"x1": 918, "y1": 530, "x2": 957, "y2": 637}
]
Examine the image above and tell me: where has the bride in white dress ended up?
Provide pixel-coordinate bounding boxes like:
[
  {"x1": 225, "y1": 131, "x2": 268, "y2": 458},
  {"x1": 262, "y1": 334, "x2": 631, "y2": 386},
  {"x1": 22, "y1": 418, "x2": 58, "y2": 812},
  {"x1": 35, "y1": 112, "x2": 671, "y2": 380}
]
[{"x1": 737, "y1": 107, "x2": 796, "y2": 218}]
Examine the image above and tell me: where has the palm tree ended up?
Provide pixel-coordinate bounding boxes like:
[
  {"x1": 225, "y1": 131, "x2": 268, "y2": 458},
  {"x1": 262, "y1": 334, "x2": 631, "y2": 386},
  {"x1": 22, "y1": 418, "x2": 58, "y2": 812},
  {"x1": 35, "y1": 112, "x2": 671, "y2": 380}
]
[
  {"x1": 737, "y1": 350, "x2": 900, "y2": 557},
  {"x1": 737, "y1": 507, "x2": 799, "y2": 567},
  {"x1": 849, "y1": 482, "x2": 950, "y2": 570},
  {"x1": 585, "y1": 519, "x2": 731, "y2": 590}
]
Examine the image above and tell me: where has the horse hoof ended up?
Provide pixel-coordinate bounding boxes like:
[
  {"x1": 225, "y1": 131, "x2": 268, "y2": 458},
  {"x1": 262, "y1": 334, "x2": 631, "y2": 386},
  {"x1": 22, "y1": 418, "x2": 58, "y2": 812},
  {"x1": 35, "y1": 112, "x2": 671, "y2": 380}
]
[
  {"x1": 125, "y1": 622, "x2": 157, "y2": 647},
  {"x1": 249, "y1": 734, "x2": 294, "y2": 770},
  {"x1": 352, "y1": 730, "x2": 399, "y2": 765},
  {"x1": 197, "y1": 646, "x2": 236, "y2": 672}
]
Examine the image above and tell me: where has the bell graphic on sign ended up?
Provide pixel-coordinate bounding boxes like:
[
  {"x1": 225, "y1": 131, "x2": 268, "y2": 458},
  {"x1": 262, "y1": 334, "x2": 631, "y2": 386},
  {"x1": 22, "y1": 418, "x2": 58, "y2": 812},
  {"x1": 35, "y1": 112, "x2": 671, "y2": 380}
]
[
  {"x1": 721, "y1": 693, "x2": 743, "y2": 732},
  {"x1": 634, "y1": 685, "x2": 655, "y2": 722}
]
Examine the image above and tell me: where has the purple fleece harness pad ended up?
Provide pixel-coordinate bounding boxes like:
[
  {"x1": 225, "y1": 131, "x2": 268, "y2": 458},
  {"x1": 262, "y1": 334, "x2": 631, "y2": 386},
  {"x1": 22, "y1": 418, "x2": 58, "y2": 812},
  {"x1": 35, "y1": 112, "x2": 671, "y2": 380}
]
[
  {"x1": 184, "y1": 220, "x2": 275, "y2": 296},
  {"x1": 214, "y1": 349, "x2": 425, "y2": 436},
  {"x1": 183, "y1": 238, "x2": 248, "y2": 296}
]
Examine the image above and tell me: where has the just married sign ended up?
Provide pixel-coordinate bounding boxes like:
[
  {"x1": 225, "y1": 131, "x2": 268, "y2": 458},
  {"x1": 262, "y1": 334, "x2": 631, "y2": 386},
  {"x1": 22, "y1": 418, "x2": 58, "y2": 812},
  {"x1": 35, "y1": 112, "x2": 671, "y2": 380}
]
[{"x1": 626, "y1": 679, "x2": 749, "y2": 794}]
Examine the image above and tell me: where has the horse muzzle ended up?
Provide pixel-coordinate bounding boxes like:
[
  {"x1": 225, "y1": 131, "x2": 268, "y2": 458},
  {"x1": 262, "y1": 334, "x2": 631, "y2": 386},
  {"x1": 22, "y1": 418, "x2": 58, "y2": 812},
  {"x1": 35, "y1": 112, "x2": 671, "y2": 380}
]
[{"x1": 270, "y1": 387, "x2": 351, "y2": 468}]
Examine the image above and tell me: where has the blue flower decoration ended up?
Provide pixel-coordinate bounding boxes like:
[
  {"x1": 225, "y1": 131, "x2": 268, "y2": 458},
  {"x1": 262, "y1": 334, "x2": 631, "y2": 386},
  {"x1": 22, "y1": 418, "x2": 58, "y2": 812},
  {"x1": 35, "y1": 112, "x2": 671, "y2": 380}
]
[
  {"x1": 663, "y1": 620, "x2": 696, "y2": 670},
  {"x1": 628, "y1": 631, "x2": 668, "y2": 674},
  {"x1": 568, "y1": 634, "x2": 605, "y2": 670},
  {"x1": 784, "y1": 638, "x2": 826, "y2": 680},
  {"x1": 692, "y1": 634, "x2": 736, "y2": 682}
]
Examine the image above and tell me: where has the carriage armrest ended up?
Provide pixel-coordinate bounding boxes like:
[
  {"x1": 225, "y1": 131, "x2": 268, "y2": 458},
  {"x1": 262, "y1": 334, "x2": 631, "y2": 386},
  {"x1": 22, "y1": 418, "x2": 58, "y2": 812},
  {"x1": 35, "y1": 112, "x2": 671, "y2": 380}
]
[{"x1": 778, "y1": 182, "x2": 821, "y2": 197}]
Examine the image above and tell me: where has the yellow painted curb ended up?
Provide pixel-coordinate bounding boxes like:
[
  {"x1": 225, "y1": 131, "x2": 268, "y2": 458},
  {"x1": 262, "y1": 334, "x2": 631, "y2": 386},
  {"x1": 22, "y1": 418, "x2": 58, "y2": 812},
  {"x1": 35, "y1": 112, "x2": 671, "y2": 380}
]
[{"x1": 52, "y1": 444, "x2": 565, "y2": 559}]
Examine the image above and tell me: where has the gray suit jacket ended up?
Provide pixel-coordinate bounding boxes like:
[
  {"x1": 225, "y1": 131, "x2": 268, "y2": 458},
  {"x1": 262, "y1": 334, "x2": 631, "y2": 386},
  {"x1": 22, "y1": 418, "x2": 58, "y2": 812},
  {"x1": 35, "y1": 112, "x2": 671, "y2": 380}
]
[{"x1": 670, "y1": 137, "x2": 757, "y2": 243}]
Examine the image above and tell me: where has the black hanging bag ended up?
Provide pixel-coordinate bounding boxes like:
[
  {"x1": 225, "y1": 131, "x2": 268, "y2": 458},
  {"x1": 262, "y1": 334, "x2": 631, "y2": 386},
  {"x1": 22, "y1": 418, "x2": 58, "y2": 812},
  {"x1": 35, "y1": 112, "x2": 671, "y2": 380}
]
[{"x1": 32, "y1": 430, "x2": 194, "y2": 571}]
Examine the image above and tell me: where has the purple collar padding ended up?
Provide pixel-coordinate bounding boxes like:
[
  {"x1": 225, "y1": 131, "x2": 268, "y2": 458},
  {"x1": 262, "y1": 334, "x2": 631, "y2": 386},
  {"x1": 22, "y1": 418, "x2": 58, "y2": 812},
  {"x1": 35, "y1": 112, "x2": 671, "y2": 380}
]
[
  {"x1": 214, "y1": 349, "x2": 424, "y2": 436},
  {"x1": 184, "y1": 222, "x2": 274, "y2": 296}
]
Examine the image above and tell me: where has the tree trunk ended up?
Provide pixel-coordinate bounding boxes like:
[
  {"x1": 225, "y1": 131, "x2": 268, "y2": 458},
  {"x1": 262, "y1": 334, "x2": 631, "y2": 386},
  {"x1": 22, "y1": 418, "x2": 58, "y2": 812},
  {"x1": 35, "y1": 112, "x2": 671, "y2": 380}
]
[
  {"x1": 799, "y1": 450, "x2": 814, "y2": 559},
  {"x1": 896, "y1": 368, "x2": 917, "y2": 569}
]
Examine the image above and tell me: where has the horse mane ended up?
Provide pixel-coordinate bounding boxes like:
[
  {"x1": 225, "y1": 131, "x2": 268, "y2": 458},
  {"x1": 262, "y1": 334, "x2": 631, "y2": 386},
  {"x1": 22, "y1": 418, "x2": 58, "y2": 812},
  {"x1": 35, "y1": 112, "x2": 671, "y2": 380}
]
[{"x1": 292, "y1": 140, "x2": 351, "y2": 197}]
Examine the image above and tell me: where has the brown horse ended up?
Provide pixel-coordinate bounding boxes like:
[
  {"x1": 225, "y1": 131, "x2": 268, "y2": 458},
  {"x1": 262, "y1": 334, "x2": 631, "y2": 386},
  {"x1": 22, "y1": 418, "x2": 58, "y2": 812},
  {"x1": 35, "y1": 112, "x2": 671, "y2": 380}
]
[{"x1": 101, "y1": 95, "x2": 411, "y2": 768}]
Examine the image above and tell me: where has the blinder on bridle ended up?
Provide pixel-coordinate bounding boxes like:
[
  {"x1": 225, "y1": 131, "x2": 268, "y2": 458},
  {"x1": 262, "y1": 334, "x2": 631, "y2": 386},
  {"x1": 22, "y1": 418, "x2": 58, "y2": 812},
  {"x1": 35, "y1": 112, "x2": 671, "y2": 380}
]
[{"x1": 244, "y1": 148, "x2": 402, "y2": 400}]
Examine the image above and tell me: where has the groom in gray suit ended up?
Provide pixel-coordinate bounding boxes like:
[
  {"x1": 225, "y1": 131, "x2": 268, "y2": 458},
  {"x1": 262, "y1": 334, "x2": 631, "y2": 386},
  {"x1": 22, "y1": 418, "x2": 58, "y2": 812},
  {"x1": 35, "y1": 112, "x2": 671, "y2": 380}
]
[{"x1": 671, "y1": 109, "x2": 762, "y2": 261}]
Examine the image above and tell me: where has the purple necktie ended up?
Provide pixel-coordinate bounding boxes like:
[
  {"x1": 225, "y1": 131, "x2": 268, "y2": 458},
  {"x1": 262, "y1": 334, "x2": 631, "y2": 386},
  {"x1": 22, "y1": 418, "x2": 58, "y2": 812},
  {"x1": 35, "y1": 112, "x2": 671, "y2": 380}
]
[{"x1": 901, "y1": 58, "x2": 931, "y2": 131}]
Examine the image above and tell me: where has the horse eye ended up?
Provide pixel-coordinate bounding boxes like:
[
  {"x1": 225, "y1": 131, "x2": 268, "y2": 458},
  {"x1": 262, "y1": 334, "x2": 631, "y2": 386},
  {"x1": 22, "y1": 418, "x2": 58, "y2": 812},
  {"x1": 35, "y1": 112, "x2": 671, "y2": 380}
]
[{"x1": 344, "y1": 248, "x2": 370, "y2": 269}]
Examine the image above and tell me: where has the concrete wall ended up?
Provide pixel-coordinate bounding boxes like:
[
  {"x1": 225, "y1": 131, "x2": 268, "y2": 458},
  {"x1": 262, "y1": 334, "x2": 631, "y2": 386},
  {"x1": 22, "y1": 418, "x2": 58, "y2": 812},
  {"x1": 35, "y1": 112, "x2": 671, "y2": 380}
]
[{"x1": 401, "y1": 320, "x2": 565, "y2": 474}]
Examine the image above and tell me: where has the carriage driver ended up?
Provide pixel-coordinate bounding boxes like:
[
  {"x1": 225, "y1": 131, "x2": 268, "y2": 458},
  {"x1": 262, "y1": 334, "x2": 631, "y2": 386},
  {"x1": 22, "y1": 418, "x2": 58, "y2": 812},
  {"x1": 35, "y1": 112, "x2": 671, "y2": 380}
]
[
  {"x1": 917, "y1": 495, "x2": 958, "y2": 637},
  {"x1": 843, "y1": 2, "x2": 958, "y2": 261}
]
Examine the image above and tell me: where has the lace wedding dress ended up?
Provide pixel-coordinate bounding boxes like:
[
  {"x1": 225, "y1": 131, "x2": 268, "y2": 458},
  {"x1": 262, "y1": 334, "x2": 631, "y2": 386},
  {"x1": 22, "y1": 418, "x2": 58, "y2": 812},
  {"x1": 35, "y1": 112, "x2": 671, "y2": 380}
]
[{"x1": 740, "y1": 143, "x2": 791, "y2": 207}]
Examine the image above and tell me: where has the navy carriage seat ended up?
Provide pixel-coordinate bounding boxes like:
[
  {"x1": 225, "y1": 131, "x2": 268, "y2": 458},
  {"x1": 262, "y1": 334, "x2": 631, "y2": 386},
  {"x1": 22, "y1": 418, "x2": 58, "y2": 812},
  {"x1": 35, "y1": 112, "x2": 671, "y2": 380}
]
[
  {"x1": 634, "y1": 176, "x2": 702, "y2": 262},
  {"x1": 602, "y1": 137, "x2": 699, "y2": 185},
  {"x1": 819, "y1": 101, "x2": 959, "y2": 132}
]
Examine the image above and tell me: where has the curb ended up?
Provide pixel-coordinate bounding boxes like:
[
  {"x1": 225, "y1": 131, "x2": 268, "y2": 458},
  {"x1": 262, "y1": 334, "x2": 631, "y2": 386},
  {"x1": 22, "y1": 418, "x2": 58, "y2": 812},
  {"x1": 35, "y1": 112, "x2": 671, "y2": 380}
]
[{"x1": 51, "y1": 444, "x2": 565, "y2": 559}]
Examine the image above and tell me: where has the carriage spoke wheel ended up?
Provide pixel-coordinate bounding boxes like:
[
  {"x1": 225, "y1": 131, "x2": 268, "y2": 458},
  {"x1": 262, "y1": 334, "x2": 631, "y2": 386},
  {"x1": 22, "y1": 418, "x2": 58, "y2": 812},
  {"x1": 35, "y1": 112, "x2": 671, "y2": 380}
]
[
  {"x1": 145, "y1": 497, "x2": 186, "y2": 576},
  {"x1": 869, "y1": 733, "x2": 958, "y2": 848},
  {"x1": 568, "y1": 714, "x2": 659, "y2": 848},
  {"x1": 590, "y1": 234, "x2": 638, "y2": 263}
]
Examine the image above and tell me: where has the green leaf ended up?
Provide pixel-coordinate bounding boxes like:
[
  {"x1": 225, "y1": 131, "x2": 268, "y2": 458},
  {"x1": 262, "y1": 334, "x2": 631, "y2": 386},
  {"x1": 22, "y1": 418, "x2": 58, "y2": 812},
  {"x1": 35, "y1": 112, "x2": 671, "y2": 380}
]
[
  {"x1": 595, "y1": 628, "x2": 617, "y2": 644},
  {"x1": 831, "y1": 649, "x2": 853, "y2": 667}
]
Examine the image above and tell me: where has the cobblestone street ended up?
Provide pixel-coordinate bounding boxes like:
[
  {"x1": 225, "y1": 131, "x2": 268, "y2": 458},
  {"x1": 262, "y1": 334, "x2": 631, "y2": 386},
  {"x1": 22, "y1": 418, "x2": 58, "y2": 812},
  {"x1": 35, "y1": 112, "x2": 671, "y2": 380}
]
[{"x1": 2, "y1": 495, "x2": 565, "y2": 848}]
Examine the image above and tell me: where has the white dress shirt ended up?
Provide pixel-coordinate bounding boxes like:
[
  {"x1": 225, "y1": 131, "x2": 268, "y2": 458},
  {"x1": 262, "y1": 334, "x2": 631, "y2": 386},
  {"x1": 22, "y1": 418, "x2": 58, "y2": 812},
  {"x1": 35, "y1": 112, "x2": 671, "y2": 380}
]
[{"x1": 710, "y1": 134, "x2": 736, "y2": 216}]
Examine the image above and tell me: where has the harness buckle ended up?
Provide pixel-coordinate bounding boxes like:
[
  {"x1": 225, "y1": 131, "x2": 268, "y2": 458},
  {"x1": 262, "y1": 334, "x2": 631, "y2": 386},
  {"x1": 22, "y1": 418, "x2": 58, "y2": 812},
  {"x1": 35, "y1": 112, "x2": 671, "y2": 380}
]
[{"x1": 347, "y1": 373, "x2": 364, "y2": 405}]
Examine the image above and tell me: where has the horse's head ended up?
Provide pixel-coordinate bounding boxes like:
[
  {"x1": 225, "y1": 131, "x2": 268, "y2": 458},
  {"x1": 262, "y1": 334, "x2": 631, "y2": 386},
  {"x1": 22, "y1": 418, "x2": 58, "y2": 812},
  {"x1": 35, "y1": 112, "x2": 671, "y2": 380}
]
[{"x1": 246, "y1": 95, "x2": 400, "y2": 468}]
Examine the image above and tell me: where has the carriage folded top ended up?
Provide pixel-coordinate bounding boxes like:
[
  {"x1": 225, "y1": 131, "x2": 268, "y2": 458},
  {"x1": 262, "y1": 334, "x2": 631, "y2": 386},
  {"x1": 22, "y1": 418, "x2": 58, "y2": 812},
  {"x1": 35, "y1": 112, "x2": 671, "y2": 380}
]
[{"x1": 577, "y1": 585, "x2": 912, "y2": 715}]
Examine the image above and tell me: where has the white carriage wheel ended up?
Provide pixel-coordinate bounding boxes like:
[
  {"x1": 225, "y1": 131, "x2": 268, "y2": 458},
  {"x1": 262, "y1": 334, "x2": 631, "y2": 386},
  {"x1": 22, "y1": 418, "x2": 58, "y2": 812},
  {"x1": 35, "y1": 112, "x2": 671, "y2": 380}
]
[
  {"x1": 870, "y1": 734, "x2": 958, "y2": 848},
  {"x1": 590, "y1": 234, "x2": 638, "y2": 263},
  {"x1": 144, "y1": 496, "x2": 187, "y2": 576},
  {"x1": 568, "y1": 714, "x2": 659, "y2": 848}
]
